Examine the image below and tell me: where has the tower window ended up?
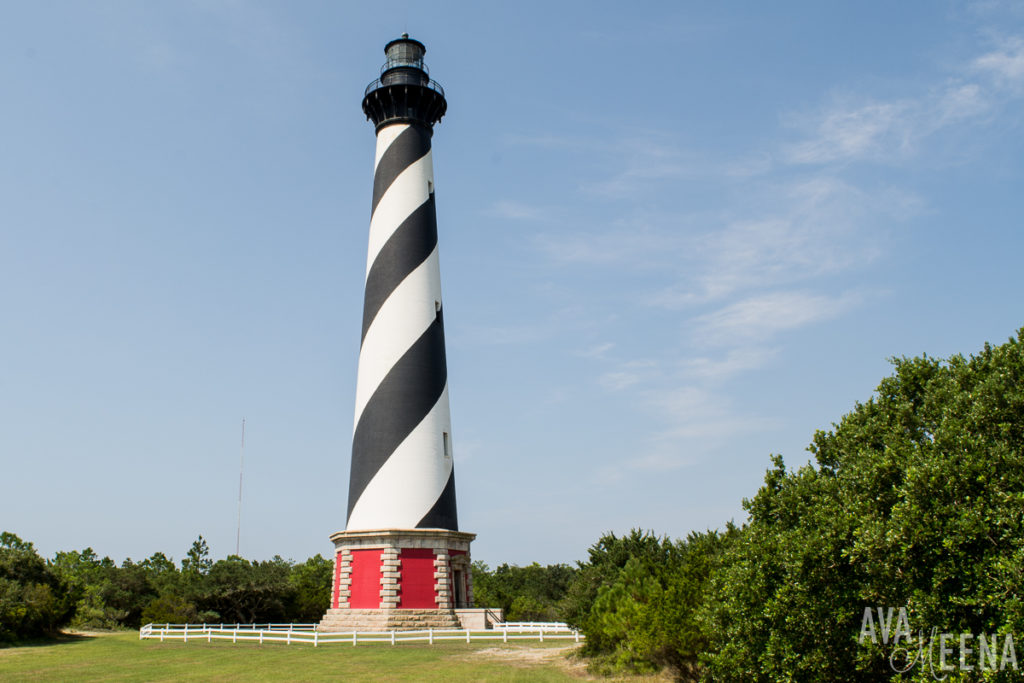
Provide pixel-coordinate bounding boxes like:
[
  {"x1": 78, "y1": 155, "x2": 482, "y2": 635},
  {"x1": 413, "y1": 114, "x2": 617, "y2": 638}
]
[{"x1": 443, "y1": 432, "x2": 450, "y2": 458}]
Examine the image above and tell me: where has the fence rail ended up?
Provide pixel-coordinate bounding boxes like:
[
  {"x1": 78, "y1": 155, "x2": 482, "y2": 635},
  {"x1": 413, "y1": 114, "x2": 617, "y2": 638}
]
[
  {"x1": 139, "y1": 623, "x2": 583, "y2": 647},
  {"x1": 146, "y1": 623, "x2": 319, "y2": 632},
  {"x1": 493, "y1": 621, "x2": 574, "y2": 632}
]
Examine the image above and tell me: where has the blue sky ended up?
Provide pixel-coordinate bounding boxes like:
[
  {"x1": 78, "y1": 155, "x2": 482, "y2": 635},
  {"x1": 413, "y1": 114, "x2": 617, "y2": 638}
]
[{"x1": 2, "y1": 1, "x2": 1022, "y2": 568}]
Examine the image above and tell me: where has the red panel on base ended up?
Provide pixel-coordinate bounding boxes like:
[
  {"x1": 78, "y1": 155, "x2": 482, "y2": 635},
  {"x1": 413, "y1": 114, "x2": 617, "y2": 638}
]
[
  {"x1": 398, "y1": 548, "x2": 436, "y2": 608},
  {"x1": 349, "y1": 549, "x2": 384, "y2": 608}
]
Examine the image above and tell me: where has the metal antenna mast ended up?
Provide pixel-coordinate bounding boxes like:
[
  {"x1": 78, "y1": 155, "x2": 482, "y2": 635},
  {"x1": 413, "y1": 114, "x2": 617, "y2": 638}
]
[{"x1": 236, "y1": 417, "x2": 245, "y2": 557}]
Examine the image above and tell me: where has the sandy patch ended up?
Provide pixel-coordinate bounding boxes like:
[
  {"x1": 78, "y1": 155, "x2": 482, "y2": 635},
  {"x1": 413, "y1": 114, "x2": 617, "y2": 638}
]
[
  {"x1": 466, "y1": 644, "x2": 580, "y2": 665},
  {"x1": 461, "y1": 644, "x2": 601, "y2": 679},
  {"x1": 464, "y1": 645, "x2": 676, "y2": 681}
]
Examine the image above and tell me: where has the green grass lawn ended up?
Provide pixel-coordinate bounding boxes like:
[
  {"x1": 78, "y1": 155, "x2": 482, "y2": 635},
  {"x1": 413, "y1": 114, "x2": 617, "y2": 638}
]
[{"x1": 0, "y1": 631, "x2": 603, "y2": 682}]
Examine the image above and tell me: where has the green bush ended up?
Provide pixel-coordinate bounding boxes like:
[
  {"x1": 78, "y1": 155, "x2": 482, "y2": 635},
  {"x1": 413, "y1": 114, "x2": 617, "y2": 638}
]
[
  {"x1": 563, "y1": 529, "x2": 732, "y2": 679},
  {"x1": 140, "y1": 594, "x2": 198, "y2": 625},
  {"x1": 472, "y1": 561, "x2": 575, "y2": 621},
  {"x1": 0, "y1": 533, "x2": 74, "y2": 641}
]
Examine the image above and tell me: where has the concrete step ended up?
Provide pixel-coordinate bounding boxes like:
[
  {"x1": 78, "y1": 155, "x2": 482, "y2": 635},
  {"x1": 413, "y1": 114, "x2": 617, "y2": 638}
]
[{"x1": 319, "y1": 608, "x2": 462, "y2": 632}]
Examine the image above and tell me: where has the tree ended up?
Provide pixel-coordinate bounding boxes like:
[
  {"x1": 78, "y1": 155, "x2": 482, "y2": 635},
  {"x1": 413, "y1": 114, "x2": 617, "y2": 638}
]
[
  {"x1": 287, "y1": 554, "x2": 333, "y2": 622},
  {"x1": 561, "y1": 529, "x2": 671, "y2": 642},
  {"x1": 181, "y1": 536, "x2": 212, "y2": 577},
  {"x1": 0, "y1": 532, "x2": 74, "y2": 641},
  {"x1": 199, "y1": 556, "x2": 294, "y2": 624},
  {"x1": 564, "y1": 529, "x2": 732, "y2": 679}
]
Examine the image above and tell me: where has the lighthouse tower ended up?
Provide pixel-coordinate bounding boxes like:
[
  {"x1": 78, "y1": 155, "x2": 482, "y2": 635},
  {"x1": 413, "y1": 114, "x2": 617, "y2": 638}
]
[{"x1": 320, "y1": 35, "x2": 475, "y2": 632}]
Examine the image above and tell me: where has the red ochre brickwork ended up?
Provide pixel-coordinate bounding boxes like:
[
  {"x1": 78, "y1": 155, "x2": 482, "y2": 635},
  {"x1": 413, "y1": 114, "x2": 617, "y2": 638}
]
[
  {"x1": 332, "y1": 551, "x2": 343, "y2": 609},
  {"x1": 398, "y1": 548, "x2": 436, "y2": 608},
  {"x1": 349, "y1": 548, "x2": 384, "y2": 608},
  {"x1": 450, "y1": 549, "x2": 466, "y2": 605}
]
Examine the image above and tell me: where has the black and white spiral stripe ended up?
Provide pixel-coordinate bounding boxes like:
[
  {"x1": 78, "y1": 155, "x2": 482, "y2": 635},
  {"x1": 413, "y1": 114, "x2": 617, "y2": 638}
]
[{"x1": 346, "y1": 122, "x2": 458, "y2": 531}]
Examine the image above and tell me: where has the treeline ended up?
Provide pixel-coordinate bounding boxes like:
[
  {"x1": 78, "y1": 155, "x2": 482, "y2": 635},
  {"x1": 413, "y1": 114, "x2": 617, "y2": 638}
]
[
  {"x1": 562, "y1": 330, "x2": 1024, "y2": 681},
  {"x1": 0, "y1": 534, "x2": 331, "y2": 642},
  {"x1": 471, "y1": 561, "x2": 576, "y2": 621}
]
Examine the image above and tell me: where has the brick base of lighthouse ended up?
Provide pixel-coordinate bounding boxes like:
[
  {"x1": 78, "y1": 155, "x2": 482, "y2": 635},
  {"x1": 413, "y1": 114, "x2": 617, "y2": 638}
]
[{"x1": 318, "y1": 529, "x2": 475, "y2": 632}]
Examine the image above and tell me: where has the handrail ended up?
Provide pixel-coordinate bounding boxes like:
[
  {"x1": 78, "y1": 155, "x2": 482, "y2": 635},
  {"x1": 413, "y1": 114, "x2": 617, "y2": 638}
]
[{"x1": 364, "y1": 77, "x2": 445, "y2": 98}]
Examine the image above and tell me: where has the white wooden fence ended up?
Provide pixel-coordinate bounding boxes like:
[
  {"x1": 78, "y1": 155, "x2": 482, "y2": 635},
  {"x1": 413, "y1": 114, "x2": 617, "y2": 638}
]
[{"x1": 138, "y1": 622, "x2": 583, "y2": 646}]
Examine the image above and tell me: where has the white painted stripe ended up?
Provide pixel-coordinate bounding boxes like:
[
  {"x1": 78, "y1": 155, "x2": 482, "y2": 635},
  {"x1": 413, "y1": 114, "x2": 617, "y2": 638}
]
[
  {"x1": 374, "y1": 123, "x2": 409, "y2": 169},
  {"x1": 366, "y1": 152, "x2": 434, "y2": 276},
  {"x1": 353, "y1": 247, "x2": 443, "y2": 427},
  {"x1": 347, "y1": 384, "x2": 453, "y2": 530}
]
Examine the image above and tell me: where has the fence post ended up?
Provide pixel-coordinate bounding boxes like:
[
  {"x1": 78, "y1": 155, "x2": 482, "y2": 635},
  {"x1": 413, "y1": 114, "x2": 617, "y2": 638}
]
[
  {"x1": 466, "y1": 628, "x2": 471, "y2": 644},
  {"x1": 314, "y1": 631, "x2": 318, "y2": 647},
  {"x1": 352, "y1": 631, "x2": 357, "y2": 646},
  {"x1": 391, "y1": 630, "x2": 395, "y2": 646},
  {"x1": 160, "y1": 628, "x2": 165, "y2": 643},
  {"x1": 233, "y1": 629, "x2": 237, "y2": 644},
  {"x1": 539, "y1": 628, "x2": 544, "y2": 643},
  {"x1": 429, "y1": 628, "x2": 433, "y2": 645},
  {"x1": 287, "y1": 631, "x2": 291, "y2": 645},
  {"x1": 574, "y1": 630, "x2": 579, "y2": 643},
  {"x1": 184, "y1": 625, "x2": 188, "y2": 644},
  {"x1": 503, "y1": 629, "x2": 507, "y2": 643},
  {"x1": 259, "y1": 631, "x2": 263, "y2": 645},
  {"x1": 207, "y1": 629, "x2": 211, "y2": 643}
]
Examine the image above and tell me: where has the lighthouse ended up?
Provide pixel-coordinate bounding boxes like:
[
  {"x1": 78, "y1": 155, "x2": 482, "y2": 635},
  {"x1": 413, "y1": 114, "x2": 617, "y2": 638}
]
[{"x1": 320, "y1": 35, "x2": 476, "y2": 632}]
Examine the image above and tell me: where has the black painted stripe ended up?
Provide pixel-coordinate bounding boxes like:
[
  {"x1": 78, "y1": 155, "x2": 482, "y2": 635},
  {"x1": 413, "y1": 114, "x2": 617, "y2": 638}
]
[
  {"x1": 348, "y1": 312, "x2": 448, "y2": 522},
  {"x1": 372, "y1": 125, "x2": 431, "y2": 216},
  {"x1": 361, "y1": 193, "x2": 437, "y2": 344},
  {"x1": 416, "y1": 468, "x2": 459, "y2": 530}
]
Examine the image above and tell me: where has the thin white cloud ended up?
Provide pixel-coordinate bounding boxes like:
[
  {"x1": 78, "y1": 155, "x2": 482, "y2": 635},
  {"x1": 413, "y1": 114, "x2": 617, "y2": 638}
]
[
  {"x1": 935, "y1": 83, "x2": 990, "y2": 125},
  {"x1": 648, "y1": 389, "x2": 779, "y2": 443},
  {"x1": 694, "y1": 290, "x2": 862, "y2": 346},
  {"x1": 576, "y1": 342, "x2": 615, "y2": 359},
  {"x1": 581, "y1": 139, "x2": 694, "y2": 198},
  {"x1": 680, "y1": 347, "x2": 780, "y2": 380},
  {"x1": 599, "y1": 371, "x2": 641, "y2": 391},
  {"x1": 619, "y1": 386, "x2": 778, "y2": 475},
  {"x1": 974, "y1": 37, "x2": 1024, "y2": 87},
  {"x1": 597, "y1": 358, "x2": 657, "y2": 391},
  {"x1": 534, "y1": 223, "x2": 686, "y2": 266},
  {"x1": 651, "y1": 176, "x2": 889, "y2": 308},
  {"x1": 786, "y1": 100, "x2": 912, "y2": 165},
  {"x1": 487, "y1": 200, "x2": 545, "y2": 221},
  {"x1": 786, "y1": 36, "x2": 1024, "y2": 166}
]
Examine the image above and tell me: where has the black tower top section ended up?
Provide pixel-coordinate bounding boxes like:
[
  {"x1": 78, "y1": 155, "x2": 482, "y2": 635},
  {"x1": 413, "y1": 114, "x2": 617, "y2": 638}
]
[{"x1": 362, "y1": 34, "x2": 447, "y2": 134}]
